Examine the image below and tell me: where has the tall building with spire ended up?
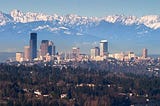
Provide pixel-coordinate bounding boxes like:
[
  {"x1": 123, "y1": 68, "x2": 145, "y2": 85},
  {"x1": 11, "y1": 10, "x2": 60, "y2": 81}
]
[{"x1": 30, "y1": 33, "x2": 37, "y2": 59}]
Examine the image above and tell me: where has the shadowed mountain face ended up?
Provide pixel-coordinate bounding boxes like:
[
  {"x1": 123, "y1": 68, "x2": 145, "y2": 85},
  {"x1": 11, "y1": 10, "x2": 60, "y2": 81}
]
[{"x1": 0, "y1": 10, "x2": 160, "y2": 54}]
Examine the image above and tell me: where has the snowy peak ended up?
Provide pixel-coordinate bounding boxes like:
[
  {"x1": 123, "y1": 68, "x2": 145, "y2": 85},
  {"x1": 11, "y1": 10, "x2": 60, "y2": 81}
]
[
  {"x1": 102, "y1": 15, "x2": 138, "y2": 25},
  {"x1": 1, "y1": 9, "x2": 160, "y2": 30},
  {"x1": 10, "y1": 9, "x2": 56, "y2": 23},
  {"x1": 101, "y1": 15, "x2": 160, "y2": 29},
  {"x1": 0, "y1": 11, "x2": 12, "y2": 25},
  {"x1": 139, "y1": 15, "x2": 160, "y2": 29},
  {"x1": 9, "y1": 9, "x2": 98, "y2": 26}
]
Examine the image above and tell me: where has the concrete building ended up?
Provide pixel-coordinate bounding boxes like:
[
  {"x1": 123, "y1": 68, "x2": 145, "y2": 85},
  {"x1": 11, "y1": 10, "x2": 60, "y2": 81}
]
[
  {"x1": 72, "y1": 47, "x2": 80, "y2": 59},
  {"x1": 24, "y1": 46, "x2": 30, "y2": 61},
  {"x1": 40, "y1": 40, "x2": 49, "y2": 57},
  {"x1": 16, "y1": 52, "x2": 23, "y2": 62},
  {"x1": 109, "y1": 52, "x2": 136, "y2": 61},
  {"x1": 48, "y1": 41, "x2": 56, "y2": 56},
  {"x1": 114, "y1": 52, "x2": 125, "y2": 61},
  {"x1": 125, "y1": 51, "x2": 136, "y2": 61},
  {"x1": 142, "y1": 48, "x2": 148, "y2": 58},
  {"x1": 100, "y1": 40, "x2": 108, "y2": 56},
  {"x1": 128, "y1": 52, "x2": 135, "y2": 59},
  {"x1": 90, "y1": 47, "x2": 100, "y2": 59}
]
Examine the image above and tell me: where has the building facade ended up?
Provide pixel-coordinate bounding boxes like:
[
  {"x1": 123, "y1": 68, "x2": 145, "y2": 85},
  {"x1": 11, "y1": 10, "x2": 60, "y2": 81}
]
[
  {"x1": 48, "y1": 41, "x2": 56, "y2": 56},
  {"x1": 142, "y1": 48, "x2": 148, "y2": 58},
  {"x1": 90, "y1": 47, "x2": 100, "y2": 59},
  {"x1": 16, "y1": 52, "x2": 23, "y2": 62},
  {"x1": 24, "y1": 46, "x2": 30, "y2": 61},
  {"x1": 72, "y1": 47, "x2": 80, "y2": 59},
  {"x1": 100, "y1": 40, "x2": 108, "y2": 56},
  {"x1": 30, "y1": 33, "x2": 37, "y2": 59},
  {"x1": 40, "y1": 40, "x2": 49, "y2": 57}
]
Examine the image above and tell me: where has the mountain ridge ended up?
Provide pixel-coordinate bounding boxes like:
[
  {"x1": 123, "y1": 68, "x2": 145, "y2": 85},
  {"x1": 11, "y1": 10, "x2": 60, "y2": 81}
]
[
  {"x1": 0, "y1": 9, "x2": 160, "y2": 29},
  {"x1": 0, "y1": 10, "x2": 160, "y2": 54}
]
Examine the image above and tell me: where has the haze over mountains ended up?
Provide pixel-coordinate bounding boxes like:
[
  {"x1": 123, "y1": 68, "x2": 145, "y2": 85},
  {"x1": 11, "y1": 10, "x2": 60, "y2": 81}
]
[{"x1": 0, "y1": 9, "x2": 160, "y2": 54}]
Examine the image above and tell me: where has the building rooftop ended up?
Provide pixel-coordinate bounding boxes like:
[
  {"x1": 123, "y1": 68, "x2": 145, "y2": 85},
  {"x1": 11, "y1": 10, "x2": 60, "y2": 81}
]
[{"x1": 100, "y1": 40, "x2": 108, "y2": 43}]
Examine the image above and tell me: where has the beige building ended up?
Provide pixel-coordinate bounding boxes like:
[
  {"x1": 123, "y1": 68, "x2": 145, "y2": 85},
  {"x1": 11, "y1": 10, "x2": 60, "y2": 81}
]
[
  {"x1": 142, "y1": 48, "x2": 148, "y2": 59},
  {"x1": 72, "y1": 47, "x2": 80, "y2": 59},
  {"x1": 90, "y1": 47, "x2": 100, "y2": 59},
  {"x1": 16, "y1": 52, "x2": 23, "y2": 62},
  {"x1": 40, "y1": 40, "x2": 49, "y2": 57},
  {"x1": 24, "y1": 46, "x2": 30, "y2": 61}
]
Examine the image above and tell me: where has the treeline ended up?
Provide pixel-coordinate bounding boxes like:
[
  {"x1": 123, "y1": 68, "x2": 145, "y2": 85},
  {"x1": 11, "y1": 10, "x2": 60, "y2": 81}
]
[{"x1": 0, "y1": 63, "x2": 160, "y2": 106}]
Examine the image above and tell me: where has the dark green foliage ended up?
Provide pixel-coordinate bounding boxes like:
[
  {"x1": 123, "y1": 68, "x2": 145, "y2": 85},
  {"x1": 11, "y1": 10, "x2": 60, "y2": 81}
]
[{"x1": 0, "y1": 63, "x2": 160, "y2": 106}]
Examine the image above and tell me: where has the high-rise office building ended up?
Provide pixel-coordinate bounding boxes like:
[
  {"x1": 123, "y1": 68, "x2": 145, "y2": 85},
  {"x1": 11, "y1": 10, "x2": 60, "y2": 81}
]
[
  {"x1": 142, "y1": 48, "x2": 148, "y2": 58},
  {"x1": 48, "y1": 41, "x2": 56, "y2": 56},
  {"x1": 90, "y1": 47, "x2": 100, "y2": 58},
  {"x1": 100, "y1": 40, "x2": 108, "y2": 56},
  {"x1": 72, "y1": 47, "x2": 80, "y2": 59},
  {"x1": 40, "y1": 40, "x2": 49, "y2": 57},
  {"x1": 24, "y1": 46, "x2": 30, "y2": 61},
  {"x1": 30, "y1": 33, "x2": 37, "y2": 59}
]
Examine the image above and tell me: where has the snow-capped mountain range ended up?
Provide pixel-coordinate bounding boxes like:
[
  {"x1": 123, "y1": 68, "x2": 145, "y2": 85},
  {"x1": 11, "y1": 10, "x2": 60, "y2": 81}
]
[
  {"x1": 0, "y1": 9, "x2": 160, "y2": 54},
  {"x1": 1, "y1": 9, "x2": 160, "y2": 29}
]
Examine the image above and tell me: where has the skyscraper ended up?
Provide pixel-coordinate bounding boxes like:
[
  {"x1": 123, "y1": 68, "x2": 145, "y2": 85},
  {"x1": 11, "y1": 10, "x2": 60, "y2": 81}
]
[
  {"x1": 24, "y1": 46, "x2": 30, "y2": 61},
  {"x1": 48, "y1": 41, "x2": 56, "y2": 56},
  {"x1": 72, "y1": 47, "x2": 80, "y2": 59},
  {"x1": 30, "y1": 33, "x2": 37, "y2": 59},
  {"x1": 90, "y1": 47, "x2": 100, "y2": 58},
  {"x1": 100, "y1": 40, "x2": 108, "y2": 56},
  {"x1": 142, "y1": 48, "x2": 148, "y2": 58},
  {"x1": 40, "y1": 40, "x2": 49, "y2": 57}
]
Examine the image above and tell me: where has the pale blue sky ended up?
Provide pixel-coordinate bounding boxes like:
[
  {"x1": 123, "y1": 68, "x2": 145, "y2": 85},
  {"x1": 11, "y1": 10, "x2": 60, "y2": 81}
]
[{"x1": 0, "y1": 0, "x2": 160, "y2": 17}]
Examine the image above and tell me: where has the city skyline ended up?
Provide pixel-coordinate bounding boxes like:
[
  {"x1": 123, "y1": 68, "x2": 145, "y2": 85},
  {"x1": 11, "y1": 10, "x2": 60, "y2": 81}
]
[
  {"x1": 14, "y1": 32, "x2": 149, "y2": 62},
  {"x1": 0, "y1": 1, "x2": 160, "y2": 55}
]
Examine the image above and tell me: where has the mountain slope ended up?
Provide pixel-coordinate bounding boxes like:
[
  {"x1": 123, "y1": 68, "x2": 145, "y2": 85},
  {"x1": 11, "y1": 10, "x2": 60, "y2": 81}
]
[{"x1": 0, "y1": 10, "x2": 160, "y2": 54}]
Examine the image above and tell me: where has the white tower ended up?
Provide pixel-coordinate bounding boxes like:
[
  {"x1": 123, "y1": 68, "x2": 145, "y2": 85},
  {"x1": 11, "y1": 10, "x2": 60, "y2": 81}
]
[{"x1": 100, "y1": 40, "x2": 108, "y2": 56}]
